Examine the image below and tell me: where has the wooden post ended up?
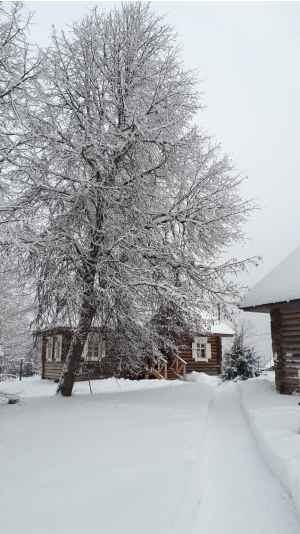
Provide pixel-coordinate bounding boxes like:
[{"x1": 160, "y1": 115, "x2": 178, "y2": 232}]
[
  {"x1": 270, "y1": 308, "x2": 282, "y2": 392},
  {"x1": 19, "y1": 359, "x2": 23, "y2": 381},
  {"x1": 88, "y1": 379, "x2": 93, "y2": 394}
]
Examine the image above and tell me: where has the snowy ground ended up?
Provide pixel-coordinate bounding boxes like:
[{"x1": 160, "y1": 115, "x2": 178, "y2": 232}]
[
  {"x1": 1, "y1": 374, "x2": 300, "y2": 533},
  {"x1": 0, "y1": 374, "x2": 183, "y2": 398},
  {"x1": 240, "y1": 372, "x2": 300, "y2": 519}
]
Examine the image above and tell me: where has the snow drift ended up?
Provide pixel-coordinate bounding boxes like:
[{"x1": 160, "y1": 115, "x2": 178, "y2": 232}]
[{"x1": 240, "y1": 374, "x2": 300, "y2": 518}]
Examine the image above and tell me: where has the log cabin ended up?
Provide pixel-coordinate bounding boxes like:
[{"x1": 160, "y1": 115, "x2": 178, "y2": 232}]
[
  {"x1": 36, "y1": 327, "x2": 107, "y2": 381},
  {"x1": 167, "y1": 322, "x2": 234, "y2": 379},
  {"x1": 240, "y1": 246, "x2": 300, "y2": 394},
  {"x1": 35, "y1": 322, "x2": 234, "y2": 382}
]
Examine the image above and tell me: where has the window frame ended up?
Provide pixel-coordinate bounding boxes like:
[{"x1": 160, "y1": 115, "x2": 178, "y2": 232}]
[
  {"x1": 192, "y1": 336, "x2": 211, "y2": 362},
  {"x1": 53, "y1": 335, "x2": 62, "y2": 362},
  {"x1": 45, "y1": 335, "x2": 62, "y2": 362},
  {"x1": 83, "y1": 333, "x2": 106, "y2": 362},
  {"x1": 45, "y1": 336, "x2": 53, "y2": 362}
]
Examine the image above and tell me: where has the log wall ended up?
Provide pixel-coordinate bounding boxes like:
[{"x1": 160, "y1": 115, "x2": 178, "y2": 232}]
[
  {"x1": 41, "y1": 328, "x2": 73, "y2": 380},
  {"x1": 177, "y1": 334, "x2": 222, "y2": 375},
  {"x1": 271, "y1": 306, "x2": 300, "y2": 394},
  {"x1": 43, "y1": 358, "x2": 119, "y2": 381},
  {"x1": 40, "y1": 329, "x2": 224, "y2": 381}
]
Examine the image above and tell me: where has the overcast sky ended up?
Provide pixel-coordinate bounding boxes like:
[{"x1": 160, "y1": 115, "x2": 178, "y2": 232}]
[{"x1": 25, "y1": 0, "x2": 300, "y2": 290}]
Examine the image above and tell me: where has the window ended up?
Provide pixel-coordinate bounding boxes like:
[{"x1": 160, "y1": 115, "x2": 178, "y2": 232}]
[
  {"x1": 53, "y1": 335, "x2": 62, "y2": 362},
  {"x1": 45, "y1": 337, "x2": 53, "y2": 362},
  {"x1": 83, "y1": 333, "x2": 105, "y2": 361},
  {"x1": 197, "y1": 341, "x2": 206, "y2": 360},
  {"x1": 192, "y1": 337, "x2": 211, "y2": 362},
  {"x1": 45, "y1": 335, "x2": 62, "y2": 362}
]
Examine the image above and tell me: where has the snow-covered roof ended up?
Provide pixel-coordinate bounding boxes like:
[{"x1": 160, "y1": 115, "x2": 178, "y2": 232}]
[
  {"x1": 241, "y1": 246, "x2": 300, "y2": 310},
  {"x1": 209, "y1": 321, "x2": 234, "y2": 337}
]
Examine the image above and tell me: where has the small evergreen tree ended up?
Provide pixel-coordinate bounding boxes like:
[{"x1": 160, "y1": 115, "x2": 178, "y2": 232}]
[{"x1": 223, "y1": 329, "x2": 259, "y2": 381}]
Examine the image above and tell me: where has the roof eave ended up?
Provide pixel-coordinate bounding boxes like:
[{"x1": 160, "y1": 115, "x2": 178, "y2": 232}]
[
  {"x1": 212, "y1": 332, "x2": 234, "y2": 337},
  {"x1": 239, "y1": 304, "x2": 271, "y2": 313},
  {"x1": 240, "y1": 297, "x2": 300, "y2": 313}
]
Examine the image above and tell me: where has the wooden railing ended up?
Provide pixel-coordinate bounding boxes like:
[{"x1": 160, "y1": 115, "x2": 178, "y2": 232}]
[
  {"x1": 147, "y1": 354, "x2": 187, "y2": 380},
  {"x1": 148, "y1": 355, "x2": 168, "y2": 379},
  {"x1": 169, "y1": 354, "x2": 187, "y2": 379}
]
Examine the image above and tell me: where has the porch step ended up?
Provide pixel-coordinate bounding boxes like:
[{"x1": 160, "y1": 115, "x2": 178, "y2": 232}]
[
  {"x1": 186, "y1": 362, "x2": 193, "y2": 373},
  {"x1": 149, "y1": 368, "x2": 167, "y2": 380},
  {"x1": 166, "y1": 369, "x2": 183, "y2": 380}
]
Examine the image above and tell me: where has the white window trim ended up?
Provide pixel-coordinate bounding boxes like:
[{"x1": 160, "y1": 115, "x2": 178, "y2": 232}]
[
  {"x1": 45, "y1": 337, "x2": 53, "y2": 362},
  {"x1": 192, "y1": 336, "x2": 211, "y2": 362},
  {"x1": 82, "y1": 339, "x2": 88, "y2": 360},
  {"x1": 54, "y1": 335, "x2": 63, "y2": 362},
  {"x1": 45, "y1": 335, "x2": 62, "y2": 362},
  {"x1": 98, "y1": 338, "x2": 105, "y2": 360},
  {"x1": 82, "y1": 334, "x2": 105, "y2": 361}
]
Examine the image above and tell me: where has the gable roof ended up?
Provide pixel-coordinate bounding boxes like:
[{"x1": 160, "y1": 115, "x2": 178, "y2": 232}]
[
  {"x1": 240, "y1": 246, "x2": 300, "y2": 311},
  {"x1": 209, "y1": 321, "x2": 234, "y2": 337},
  {"x1": 191, "y1": 321, "x2": 234, "y2": 338}
]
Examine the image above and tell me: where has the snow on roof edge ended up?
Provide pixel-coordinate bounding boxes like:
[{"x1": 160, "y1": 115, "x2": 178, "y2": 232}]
[{"x1": 241, "y1": 246, "x2": 300, "y2": 309}]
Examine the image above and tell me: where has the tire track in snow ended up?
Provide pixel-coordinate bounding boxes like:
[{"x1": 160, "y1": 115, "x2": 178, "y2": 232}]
[{"x1": 170, "y1": 383, "x2": 218, "y2": 534}]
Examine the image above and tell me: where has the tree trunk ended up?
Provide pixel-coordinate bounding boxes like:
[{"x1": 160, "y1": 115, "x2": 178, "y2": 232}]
[
  {"x1": 57, "y1": 235, "x2": 100, "y2": 396},
  {"x1": 57, "y1": 297, "x2": 96, "y2": 396},
  {"x1": 57, "y1": 174, "x2": 105, "y2": 396}
]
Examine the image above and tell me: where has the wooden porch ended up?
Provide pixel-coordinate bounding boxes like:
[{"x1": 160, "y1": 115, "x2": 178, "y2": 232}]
[{"x1": 146, "y1": 354, "x2": 187, "y2": 380}]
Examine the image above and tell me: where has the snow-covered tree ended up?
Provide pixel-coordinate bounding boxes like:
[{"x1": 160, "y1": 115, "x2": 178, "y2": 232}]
[
  {"x1": 150, "y1": 301, "x2": 188, "y2": 362},
  {"x1": 1, "y1": 3, "x2": 255, "y2": 396},
  {"x1": 0, "y1": 1, "x2": 41, "y2": 175},
  {"x1": 0, "y1": 253, "x2": 36, "y2": 373},
  {"x1": 223, "y1": 328, "x2": 259, "y2": 381},
  {"x1": 0, "y1": 2, "x2": 40, "y2": 376}
]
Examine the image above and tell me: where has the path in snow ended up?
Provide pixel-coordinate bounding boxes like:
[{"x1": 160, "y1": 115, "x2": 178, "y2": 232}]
[{"x1": 188, "y1": 382, "x2": 300, "y2": 534}]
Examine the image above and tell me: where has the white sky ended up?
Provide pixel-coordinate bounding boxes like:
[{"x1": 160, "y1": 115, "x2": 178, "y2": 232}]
[{"x1": 25, "y1": 0, "x2": 300, "y2": 288}]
